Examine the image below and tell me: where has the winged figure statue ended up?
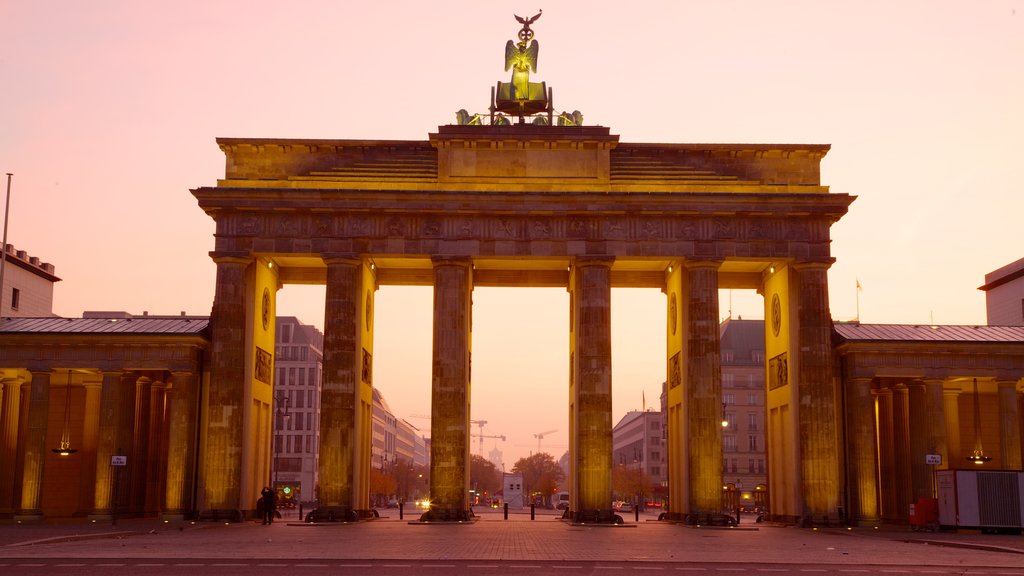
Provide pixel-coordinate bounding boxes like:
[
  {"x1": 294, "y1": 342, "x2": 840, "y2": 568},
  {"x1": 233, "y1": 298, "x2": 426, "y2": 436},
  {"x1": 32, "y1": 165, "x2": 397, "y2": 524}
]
[{"x1": 505, "y1": 38, "x2": 539, "y2": 101}]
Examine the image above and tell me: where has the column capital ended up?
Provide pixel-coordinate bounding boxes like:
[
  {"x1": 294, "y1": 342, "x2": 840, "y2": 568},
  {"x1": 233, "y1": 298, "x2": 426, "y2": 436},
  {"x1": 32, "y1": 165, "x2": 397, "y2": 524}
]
[
  {"x1": 431, "y1": 255, "x2": 473, "y2": 268},
  {"x1": 682, "y1": 259, "x2": 723, "y2": 271},
  {"x1": 322, "y1": 253, "x2": 362, "y2": 266},
  {"x1": 209, "y1": 251, "x2": 252, "y2": 265},
  {"x1": 791, "y1": 259, "x2": 836, "y2": 272},
  {"x1": 572, "y1": 256, "x2": 615, "y2": 269}
]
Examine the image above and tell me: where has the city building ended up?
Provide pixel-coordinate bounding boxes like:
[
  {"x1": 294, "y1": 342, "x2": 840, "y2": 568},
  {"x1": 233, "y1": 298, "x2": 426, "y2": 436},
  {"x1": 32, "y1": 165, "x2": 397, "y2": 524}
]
[
  {"x1": 980, "y1": 257, "x2": 1024, "y2": 325},
  {"x1": 272, "y1": 316, "x2": 323, "y2": 505},
  {"x1": 719, "y1": 318, "x2": 768, "y2": 510},
  {"x1": 611, "y1": 408, "x2": 666, "y2": 506},
  {"x1": 0, "y1": 244, "x2": 59, "y2": 317}
]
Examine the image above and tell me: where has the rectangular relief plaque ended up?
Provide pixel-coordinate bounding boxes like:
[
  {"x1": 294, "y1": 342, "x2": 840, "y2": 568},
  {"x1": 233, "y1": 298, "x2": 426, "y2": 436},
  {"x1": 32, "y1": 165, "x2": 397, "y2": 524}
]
[
  {"x1": 255, "y1": 346, "x2": 273, "y2": 384},
  {"x1": 768, "y1": 352, "x2": 788, "y2": 391},
  {"x1": 668, "y1": 352, "x2": 681, "y2": 389}
]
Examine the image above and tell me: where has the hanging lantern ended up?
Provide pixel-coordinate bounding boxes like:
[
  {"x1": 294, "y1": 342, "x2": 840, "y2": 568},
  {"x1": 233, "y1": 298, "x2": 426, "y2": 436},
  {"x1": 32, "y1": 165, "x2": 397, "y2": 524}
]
[
  {"x1": 52, "y1": 370, "x2": 78, "y2": 456},
  {"x1": 965, "y1": 378, "x2": 991, "y2": 465}
]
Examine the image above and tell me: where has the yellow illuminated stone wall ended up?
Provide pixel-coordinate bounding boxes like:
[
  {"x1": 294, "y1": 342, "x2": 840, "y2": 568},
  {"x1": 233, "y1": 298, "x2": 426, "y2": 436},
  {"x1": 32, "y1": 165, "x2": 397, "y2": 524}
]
[{"x1": 763, "y1": 265, "x2": 799, "y2": 519}]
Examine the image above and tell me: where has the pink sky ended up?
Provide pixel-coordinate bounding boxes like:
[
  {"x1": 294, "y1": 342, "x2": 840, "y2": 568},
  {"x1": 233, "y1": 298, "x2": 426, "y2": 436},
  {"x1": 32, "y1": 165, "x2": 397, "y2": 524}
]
[{"x1": 3, "y1": 1, "x2": 1022, "y2": 467}]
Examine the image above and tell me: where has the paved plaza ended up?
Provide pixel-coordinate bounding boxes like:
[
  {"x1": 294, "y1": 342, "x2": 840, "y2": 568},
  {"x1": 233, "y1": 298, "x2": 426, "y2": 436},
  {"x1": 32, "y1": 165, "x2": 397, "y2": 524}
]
[{"x1": 1, "y1": 509, "x2": 1023, "y2": 573}]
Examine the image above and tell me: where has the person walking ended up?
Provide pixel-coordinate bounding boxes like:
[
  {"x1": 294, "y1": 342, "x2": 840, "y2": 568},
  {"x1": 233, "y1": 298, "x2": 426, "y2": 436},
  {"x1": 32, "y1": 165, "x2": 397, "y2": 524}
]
[{"x1": 261, "y1": 486, "x2": 276, "y2": 525}]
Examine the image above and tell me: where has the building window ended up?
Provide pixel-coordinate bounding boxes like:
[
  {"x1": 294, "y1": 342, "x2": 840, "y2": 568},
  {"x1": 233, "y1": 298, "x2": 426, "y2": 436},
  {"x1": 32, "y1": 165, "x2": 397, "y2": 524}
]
[
  {"x1": 724, "y1": 435, "x2": 736, "y2": 452},
  {"x1": 723, "y1": 393, "x2": 736, "y2": 405},
  {"x1": 748, "y1": 459, "x2": 755, "y2": 473},
  {"x1": 650, "y1": 421, "x2": 660, "y2": 431},
  {"x1": 730, "y1": 459, "x2": 738, "y2": 473},
  {"x1": 651, "y1": 466, "x2": 660, "y2": 475},
  {"x1": 752, "y1": 350, "x2": 765, "y2": 363},
  {"x1": 748, "y1": 413, "x2": 758, "y2": 431},
  {"x1": 722, "y1": 350, "x2": 734, "y2": 362},
  {"x1": 10, "y1": 288, "x2": 19, "y2": 310},
  {"x1": 749, "y1": 435, "x2": 758, "y2": 451},
  {"x1": 723, "y1": 374, "x2": 734, "y2": 386},
  {"x1": 748, "y1": 392, "x2": 760, "y2": 406}
]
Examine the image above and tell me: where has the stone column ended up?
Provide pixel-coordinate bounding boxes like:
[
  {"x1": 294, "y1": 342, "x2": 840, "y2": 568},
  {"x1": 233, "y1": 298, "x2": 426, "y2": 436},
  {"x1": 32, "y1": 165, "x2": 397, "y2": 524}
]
[
  {"x1": 93, "y1": 371, "x2": 134, "y2": 519},
  {"x1": 845, "y1": 377, "x2": 879, "y2": 524},
  {"x1": 793, "y1": 262, "x2": 840, "y2": 523},
  {"x1": 203, "y1": 254, "x2": 250, "y2": 518},
  {"x1": 997, "y1": 379, "x2": 1022, "y2": 470},
  {"x1": 164, "y1": 371, "x2": 198, "y2": 519},
  {"x1": 145, "y1": 379, "x2": 167, "y2": 515},
  {"x1": 570, "y1": 258, "x2": 613, "y2": 520},
  {"x1": 317, "y1": 255, "x2": 364, "y2": 520},
  {"x1": 874, "y1": 388, "x2": 896, "y2": 521},
  {"x1": 426, "y1": 257, "x2": 473, "y2": 521},
  {"x1": 130, "y1": 375, "x2": 152, "y2": 515},
  {"x1": 18, "y1": 370, "x2": 51, "y2": 518},
  {"x1": 78, "y1": 379, "x2": 103, "y2": 515},
  {"x1": 892, "y1": 384, "x2": 912, "y2": 522},
  {"x1": 943, "y1": 388, "x2": 962, "y2": 465},
  {"x1": 907, "y1": 382, "x2": 931, "y2": 500},
  {"x1": 0, "y1": 375, "x2": 24, "y2": 516},
  {"x1": 684, "y1": 260, "x2": 722, "y2": 517}
]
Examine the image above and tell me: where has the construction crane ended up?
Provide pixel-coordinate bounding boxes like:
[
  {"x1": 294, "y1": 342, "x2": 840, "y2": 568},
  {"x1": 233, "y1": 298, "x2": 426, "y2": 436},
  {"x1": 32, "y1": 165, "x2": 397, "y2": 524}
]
[
  {"x1": 410, "y1": 414, "x2": 495, "y2": 455},
  {"x1": 472, "y1": 432, "x2": 506, "y2": 457},
  {"x1": 533, "y1": 429, "x2": 557, "y2": 453}
]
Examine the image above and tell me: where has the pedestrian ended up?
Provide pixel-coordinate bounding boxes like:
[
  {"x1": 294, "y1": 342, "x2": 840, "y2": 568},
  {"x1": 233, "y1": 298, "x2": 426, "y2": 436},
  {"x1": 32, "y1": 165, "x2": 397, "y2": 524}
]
[{"x1": 261, "y1": 486, "x2": 276, "y2": 525}]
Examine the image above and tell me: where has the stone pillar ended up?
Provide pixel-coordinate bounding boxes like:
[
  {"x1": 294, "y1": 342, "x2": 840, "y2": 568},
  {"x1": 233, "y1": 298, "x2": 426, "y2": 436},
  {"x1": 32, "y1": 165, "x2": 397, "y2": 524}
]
[
  {"x1": 92, "y1": 371, "x2": 134, "y2": 519},
  {"x1": 130, "y1": 376, "x2": 152, "y2": 515},
  {"x1": 317, "y1": 255, "x2": 366, "y2": 521},
  {"x1": 793, "y1": 263, "x2": 840, "y2": 523},
  {"x1": 943, "y1": 388, "x2": 962, "y2": 465},
  {"x1": 907, "y1": 382, "x2": 931, "y2": 500},
  {"x1": 892, "y1": 384, "x2": 912, "y2": 522},
  {"x1": 78, "y1": 379, "x2": 103, "y2": 515},
  {"x1": 203, "y1": 254, "x2": 250, "y2": 518},
  {"x1": 0, "y1": 376, "x2": 25, "y2": 516},
  {"x1": 874, "y1": 388, "x2": 896, "y2": 521},
  {"x1": 997, "y1": 379, "x2": 1022, "y2": 470},
  {"x1": 18, "y1": 370, "x2": 51, "y2": 518},
  {"x1": 164, "y1": 371, "x2": 198, "y2": 519},
  {"x1": 145, "y1": 379, "x2": 167, "y2": 515},
  {"x1": 425, "y1": 257, "x2": 473, "y2": 521},
  {"x1": 570, "y1": 258, "x2": 613, "y2": 521},
  {"x1": 684, "y1": 260, "x2": 722, "y2": 517},
  {"x1": 845, "y1": 377, "x2": 879, "y2": 524}
]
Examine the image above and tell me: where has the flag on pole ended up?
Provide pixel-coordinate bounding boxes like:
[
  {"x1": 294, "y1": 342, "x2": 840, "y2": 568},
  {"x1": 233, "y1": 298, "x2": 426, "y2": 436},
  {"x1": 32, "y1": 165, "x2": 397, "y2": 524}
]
[
  {"x1": 856, "y1": 278, "x2": 862, "y2": 291},
  {"x1": 642, "y1": 390, "x2": 646, "y2": 412}
]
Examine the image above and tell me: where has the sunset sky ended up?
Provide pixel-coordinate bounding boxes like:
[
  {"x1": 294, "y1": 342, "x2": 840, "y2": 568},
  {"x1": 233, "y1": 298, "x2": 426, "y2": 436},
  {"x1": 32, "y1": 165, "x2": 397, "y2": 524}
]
[{"x1": 3, "y1": 1, "x2": 1022, "y2": 467}]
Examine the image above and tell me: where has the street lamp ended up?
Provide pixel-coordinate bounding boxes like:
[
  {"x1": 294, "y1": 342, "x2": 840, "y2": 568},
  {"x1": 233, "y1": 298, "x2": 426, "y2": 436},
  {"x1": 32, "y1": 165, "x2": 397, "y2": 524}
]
[{"x1": 273, "y1": 393, "x2": 291, "y2": 490}]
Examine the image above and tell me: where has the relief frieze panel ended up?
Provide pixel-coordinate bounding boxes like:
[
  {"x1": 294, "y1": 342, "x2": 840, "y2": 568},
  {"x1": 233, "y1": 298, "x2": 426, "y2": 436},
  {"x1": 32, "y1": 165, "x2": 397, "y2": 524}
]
[{"x1": 216, "y1": 210, "x2": 836, "y2": 261}]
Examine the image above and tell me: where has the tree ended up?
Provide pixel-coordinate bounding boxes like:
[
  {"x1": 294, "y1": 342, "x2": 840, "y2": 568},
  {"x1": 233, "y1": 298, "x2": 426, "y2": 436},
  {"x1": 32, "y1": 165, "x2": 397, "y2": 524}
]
[
  {"x1": 389, "y1": 457, "x2": 429, "y2": 502},
  {"x1": 512, "y1": 452, "x2": 564, "y2": 507},
  {"x1": 612, "y1": 464, "x2": 651, "y2": 509},
  {"x1": 470, "y1": 454, "x2": 501, "y2": 497},
  {"x1": 369, "y1": 468, "x2": 397, "y2": 506}
]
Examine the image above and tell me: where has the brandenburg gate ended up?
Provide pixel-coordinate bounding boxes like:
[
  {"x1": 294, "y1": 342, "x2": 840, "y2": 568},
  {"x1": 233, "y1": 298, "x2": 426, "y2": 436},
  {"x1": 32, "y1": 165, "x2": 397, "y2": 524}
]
[{"x1": 191, "y1": 15, "x2": 854, "y2": 524}]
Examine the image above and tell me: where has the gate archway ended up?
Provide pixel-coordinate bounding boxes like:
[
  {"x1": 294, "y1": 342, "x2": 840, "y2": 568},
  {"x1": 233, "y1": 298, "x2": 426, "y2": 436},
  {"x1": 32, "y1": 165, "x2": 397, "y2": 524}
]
[{"x1": 192, "y1": 125, "x2": 854, "y2": 523}]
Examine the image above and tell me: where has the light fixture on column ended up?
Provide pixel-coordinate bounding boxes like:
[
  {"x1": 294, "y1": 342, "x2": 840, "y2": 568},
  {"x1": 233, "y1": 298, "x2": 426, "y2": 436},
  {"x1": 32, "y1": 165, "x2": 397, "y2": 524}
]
[
  {"x1": 721, "y1": 403, "x2": 729, "y2": 428},
  {"x1": 965, "y1": 378, "x2": 992, "y2": 465},
  {"x1": 52, "y1": 370, "x2": 78, "y2": 456}
]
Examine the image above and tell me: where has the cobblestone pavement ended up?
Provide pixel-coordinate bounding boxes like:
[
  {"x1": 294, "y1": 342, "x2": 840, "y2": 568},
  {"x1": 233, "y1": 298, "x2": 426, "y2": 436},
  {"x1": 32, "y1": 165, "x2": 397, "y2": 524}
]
[{"x1": 1, "y1": 509, "x2": 1022, "y2": 569}]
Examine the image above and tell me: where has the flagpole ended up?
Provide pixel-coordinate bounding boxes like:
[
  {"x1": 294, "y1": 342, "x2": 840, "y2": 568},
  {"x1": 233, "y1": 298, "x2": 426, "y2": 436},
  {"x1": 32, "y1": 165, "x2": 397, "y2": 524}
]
[
  {"x1": 0, "y1": 173, "x2": 11, "y2": 314},
  {"x1": 855, "y1": 278, "x2": 861, "y2": 322}
]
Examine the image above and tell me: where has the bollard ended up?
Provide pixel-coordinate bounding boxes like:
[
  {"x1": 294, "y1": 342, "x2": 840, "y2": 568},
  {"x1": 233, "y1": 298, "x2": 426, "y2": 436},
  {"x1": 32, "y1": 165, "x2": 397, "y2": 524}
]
[
  {"x1": 399, "y1": 501, "x2": 404, "y2": 520},
  {"x1": 530, "y1": 504, "x2": 535, "y2": 520},
  {"x1": 503, "y1": 502, "x2": 508, "y2": 520},
  {"x1": 635, "y1": 505, "x2": 639, "y2": 523},
  {"x1": 299, "y1": 502, "x2": 303, "y2": 521}
]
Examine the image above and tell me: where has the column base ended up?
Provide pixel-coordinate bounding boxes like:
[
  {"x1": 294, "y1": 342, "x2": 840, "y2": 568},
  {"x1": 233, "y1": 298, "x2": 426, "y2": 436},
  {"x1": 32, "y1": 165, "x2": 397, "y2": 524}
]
[
  {"x1": 13, "y1": 513, "x2": 44, "y2": 523},
  {"x1": 569, "y1": 508, "x2": 624, "y2": 525},
  {"x1": 196, "y1": 508, "x2": 244, "y2": 523},
  {"x1": 306, "y1": 506, "x2": 360, "y2": 523},
  {"x1": 418, "y1": 506, "x2": 474, "y2": 523}
]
